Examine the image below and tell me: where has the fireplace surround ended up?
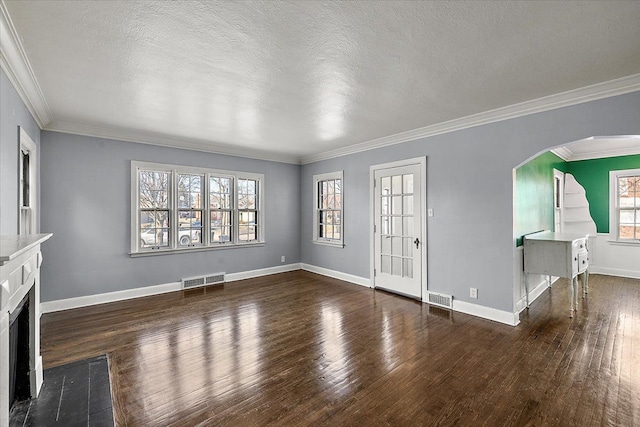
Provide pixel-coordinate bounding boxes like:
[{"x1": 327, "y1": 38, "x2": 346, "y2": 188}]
[{"x1": 0, "y1": 233, "x2": 52, "y2": 426}]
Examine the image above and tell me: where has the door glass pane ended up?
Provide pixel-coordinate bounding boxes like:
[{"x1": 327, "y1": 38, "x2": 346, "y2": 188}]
[
  {"x1": 381, "y1": 177, "x2": 391, "y2": 195},
  {"x1": 392, "y1": 196, "x2": 402, "y2": 215},
  {"x1": 381, "y1": 216, "x2": 390, "y2": 235},
  {"x1": 381, "y1": 196, "x2": 390, "y2": 215},
  {"x1": 392, "y1": 217, "x2": 402, "y2": 235},
  {"x1": 392, "y1": 175, "x2": 402, "y2": 194},
  {"x1": 392, "y1": 257, "x2": 401, "y2": 276},
  {"x1": 403, "y1": 217, "x2": 413, "y2": 236},
  {"x1": 403, "y1": 238, "x2": 413, "y2": 257},
  {"x1": 391, "y1": 237, "x2": 401, "y2": 256},
  {"x1": 403, "y1": 258, "x2": 413, "y2": 278},
  {"x1": 403, "y1": 174, "x2": 413, "y2": 194},
  {"x1": 403, "y1": 195, "x2": 413, "y2": 215},
  {"x1": 381, "y1": 255, "x2": 391, "y2": 274},
  {"x1": 381, "y1": 236, "x2": 391, "y2": 254}
]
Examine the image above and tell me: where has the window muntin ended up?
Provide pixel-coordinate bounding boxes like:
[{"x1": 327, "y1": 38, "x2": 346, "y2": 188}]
[
  {"x1": 610, "y1": 169, "x2": 640, "y2": 243},
  {"x1": 132, "y1": 162, "x2": 263, "y2": 253},
  {"x1": 617, "y1": 174, "x2": 640, "y2": 240},
  {"x1": 178, "y1": 174, "x2": 204, "y2": 247},
  {"x1": 210, "y1": 176, "x2": 233, "y2": 243},
  {"x1": 238, "y1": 178, "x2": 259, "y2": 242},
  {"x1": 139, "y1": 170, "x2": 171, "y2": 248},
  {"x1": 313, "y1": 171, "x2": 343, "y2": 246}
]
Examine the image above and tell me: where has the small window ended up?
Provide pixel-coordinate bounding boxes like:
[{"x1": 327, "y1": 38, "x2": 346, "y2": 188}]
[
  {"x1": 19, "y1": 127, "x2": 37, "y2": 235},
  {"x1": 313, "y1": 171, "x2": 343, "y2": 247},
  {"x1": 610, "y1": 169, "x2": 640, "y2": 243},
  {"x1": 131, "y1": 161, "x2": 264, "y2": 254}
]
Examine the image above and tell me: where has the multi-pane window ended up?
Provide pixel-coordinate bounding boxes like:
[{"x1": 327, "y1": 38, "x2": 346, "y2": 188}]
[
  {"x1": 210, "y1": 176, "x2": 232, "y2": 243},
  {"x1": 139, "y1": 171, "x2": 171, "y2": 249},
  {"x1": 313, "y1": 171, "x2": 343, "y2": 246},
  {"x1": 238, "y1": 178, "x2": 259, "y2": 242},
  {"x1": 177, "y1": 174, "x2": 204, "y2": 246},
  {"x1": 612, "y1": 170, "x2": 640, "y2": 241},
  {"x1": 132, "y1": 161, "x2": 263, "y2": 253}
]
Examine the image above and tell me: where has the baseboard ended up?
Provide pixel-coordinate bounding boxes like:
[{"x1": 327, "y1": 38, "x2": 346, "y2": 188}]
[
  {"x1": 514, "y1": 275, "x2": 559, "y2": 314},
  {"x1": 40, "y1": 281, "x2": 182, "y2": 313},
  {"x1": 226, "y1": 263, "x2": 301, "y2": 282},
  {"x1": 301, "y1": 263, "x2": 518, "y2": 325},
  {"x1": 589, "y1": 266, "x2": 640, "y2": 279},
  {"x1": 452, "y1": 299, "x2": 519, "y2": 326},
  {"x1": 300, "y1": 263, "x2": 371, "y2": 288},
  {"x1": 40, "y1": 263, "x2": 302, "y2": 313}
]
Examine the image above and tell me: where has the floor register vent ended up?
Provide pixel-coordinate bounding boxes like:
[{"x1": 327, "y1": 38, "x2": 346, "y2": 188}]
[
  {"x1": 427, "y1": 291, "x2": 453, "y2": 309},
  {"x1": 182, "y1": 273, "x2": 225, "y2": 289}
]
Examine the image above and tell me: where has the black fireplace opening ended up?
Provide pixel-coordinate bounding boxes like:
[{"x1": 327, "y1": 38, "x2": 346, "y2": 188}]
[{"x1": 9, "y1": 293, "x2": 31, "y2": 410}]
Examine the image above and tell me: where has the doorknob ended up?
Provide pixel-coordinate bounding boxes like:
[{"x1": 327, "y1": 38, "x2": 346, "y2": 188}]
[{"x1": 414, "y1": 238, "x2": 420, "y2": 249}]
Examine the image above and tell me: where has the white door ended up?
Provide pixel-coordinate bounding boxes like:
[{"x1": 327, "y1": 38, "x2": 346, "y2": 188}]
[{"x1": 373, "y1": 163, "x2": 424, "y2": 299}]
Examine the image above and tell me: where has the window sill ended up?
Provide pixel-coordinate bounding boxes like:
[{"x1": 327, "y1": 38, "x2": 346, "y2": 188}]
[
  {"x1": 312, "y1": 240, "x2": 344, "y2": 248},
  {"x1": 606, "y1": 238, "x2": 640, "y2": 247},
  {"x1": 130, "y1": 241, "x2": 265, "y2": 257}
]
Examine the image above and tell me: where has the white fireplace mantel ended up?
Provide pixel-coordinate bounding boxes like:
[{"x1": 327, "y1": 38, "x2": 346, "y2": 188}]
[{"x1": 0, "y1": 233, "x2": 52, "y2": 426}]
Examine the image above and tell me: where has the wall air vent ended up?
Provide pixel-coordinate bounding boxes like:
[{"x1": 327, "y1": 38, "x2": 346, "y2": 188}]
[
  {"x1": 205, "y1": 274, "x2": 225, "y2": 285},
  {"x1": 427, "y1": 291, "x2": 453, "y2": 309},
  {"x1": 182, "y1": 273, "x2": 225, "y2": 289}
]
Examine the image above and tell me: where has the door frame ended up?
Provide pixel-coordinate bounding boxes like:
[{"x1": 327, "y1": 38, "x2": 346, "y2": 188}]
[
  {"x1": 553, "y1": 169, "x2": 564, "y2": 232},
  {"x1": 369, "y1": 156, "x2": 428, "y2": 301}
]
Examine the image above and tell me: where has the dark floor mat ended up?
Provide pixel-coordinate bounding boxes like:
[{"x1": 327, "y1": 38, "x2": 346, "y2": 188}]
[{"x1": 9, "y1": 355, "x2": 114, "y2": 427}]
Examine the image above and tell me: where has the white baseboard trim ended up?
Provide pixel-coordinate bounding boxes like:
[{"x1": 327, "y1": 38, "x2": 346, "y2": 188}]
[
  {"x1": 300, "y1": 263, "x2": 371, "y2": 288},
  {"x1": 40, "y1": 281, "x2": 182, "y2": 313},
  {"x1": 452, "y1": 299, "x2": 519, "y2": 326},
  {"x1": 589, "y1": 266, "x2": 640, "y2": 280},
  {"x1": 40, "y1": 263, "x2": 303, "y2": 313},
  {"x1": 514, "y1": 276, "x2": 559, "y2": 314},
  {"x1": 225, "y1": 263, "x2": 301, "y2": 282},
  {"x1": 301, "y1": 263, "x2": 518, "y2": 325}
]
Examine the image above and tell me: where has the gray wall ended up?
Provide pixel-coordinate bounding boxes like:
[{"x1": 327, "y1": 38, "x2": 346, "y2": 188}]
[
  {"x1": 5, "y1": 63, "x2": 640, "y2": 313},
  {"x1": 40, "y1": 131, "x2": 301, "y2": 302},
  {"x1": 301, "y1": 91, "x2": 640, "y2": 313},
  {"x1": 0, "y1": 70, "x2": 41, "y2": 235}
]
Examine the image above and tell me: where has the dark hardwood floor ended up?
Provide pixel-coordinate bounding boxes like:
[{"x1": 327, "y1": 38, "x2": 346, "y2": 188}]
[{"x1": 40, "y1": 271, "x2": 640, "y2": 426}]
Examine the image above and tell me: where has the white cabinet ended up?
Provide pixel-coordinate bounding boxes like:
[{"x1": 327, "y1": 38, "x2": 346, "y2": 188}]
[{"x1": 523, "y1": 231, "x2": 589, "y2": 317}]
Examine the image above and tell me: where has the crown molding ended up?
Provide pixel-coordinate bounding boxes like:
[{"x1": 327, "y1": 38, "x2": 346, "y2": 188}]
[
  {"x1": 2, "y1": 0, "x2": 638, "y2": 165},
  {"x1": 44, "y1": 120, "x2": 300, "y2": 164},
  {"x1": 301, "y1": 74, "x2": 640, "y2": 164},
  {"x1": 552, "y1": 136, "x2": 640, "y2": 162},
  {"x1": 550, "y1": 147, "x2": 572, "y2": 161},
  {"x1": 567, "y1": 146, "x2": 640, "y2": 161},
  {"x1": 552, "y1": 145, "x2": 640, "y2": 162},
  {"x1": 0, "y1": 0, "x2": 52, "y2": 128}
]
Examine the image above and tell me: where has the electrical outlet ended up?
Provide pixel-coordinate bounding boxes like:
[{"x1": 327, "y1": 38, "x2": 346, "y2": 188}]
[
  {"x1": 281, "y1": 255, "x2": 286, "y2": 263},
  {"x1": 470, "y1": 288, "x2": 478, "y2": 299}
]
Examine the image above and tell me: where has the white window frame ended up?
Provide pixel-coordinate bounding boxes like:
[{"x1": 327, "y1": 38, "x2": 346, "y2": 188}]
[
  {"x1": 609, "y1": 168, "x2": 640, "y2": 244},
  {"x1": 131, "y1": 161, "x2": 264, "y2": 255},
  {"x1": 19, "y1": 127, "x2": 37, "y2": 235},
  {"x1": 313, "y1": 171, "x2": 344, "y2": 247}
]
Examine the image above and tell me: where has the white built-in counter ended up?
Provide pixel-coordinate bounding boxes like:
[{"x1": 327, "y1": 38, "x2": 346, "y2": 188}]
[{"x1": 1, "y1": 233, "x2": 52, "y2": 426}]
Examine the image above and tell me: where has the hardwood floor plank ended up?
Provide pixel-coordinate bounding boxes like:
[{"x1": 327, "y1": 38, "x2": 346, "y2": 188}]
[{"x1": 38, "y1": 271, "x2": 640, "y2": 426}]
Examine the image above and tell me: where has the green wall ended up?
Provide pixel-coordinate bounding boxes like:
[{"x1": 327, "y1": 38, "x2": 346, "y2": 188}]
[
  {"x1": 565, "y1": 154, "x2": 640, "y2": 233},
  {"x1": 515, "y1": 152, "x2": 567, "y2": 246}
]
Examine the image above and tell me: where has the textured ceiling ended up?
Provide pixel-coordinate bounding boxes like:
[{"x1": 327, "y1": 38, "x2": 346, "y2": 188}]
[{"x1": 4, "y1": 1, "x2": 640, "y2": 162}]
